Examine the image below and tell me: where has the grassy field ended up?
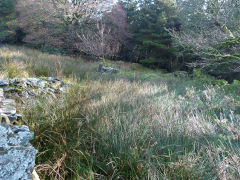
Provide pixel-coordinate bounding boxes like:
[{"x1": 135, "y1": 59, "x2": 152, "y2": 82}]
[{"x1": 1, "y1": 46, "x2": 240, "y2": 179}]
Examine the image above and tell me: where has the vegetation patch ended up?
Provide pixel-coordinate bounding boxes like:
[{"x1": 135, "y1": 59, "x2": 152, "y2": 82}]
[{"x1": 0, "y1": 46, "x2": 240, "y2": 179}]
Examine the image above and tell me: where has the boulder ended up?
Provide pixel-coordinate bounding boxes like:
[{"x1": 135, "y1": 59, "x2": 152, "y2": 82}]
[
  {"x1": 98, "y1": 62, "x2": 104, "y2": 72},
  {"x1": 0, "y1": 79, "x2": 9, "y2": 87},
  {"x1": 98, "y1": 62, "x2": 119, "y2": 74},
  {"x1": 0, "y1": 124, "x2": 37, "y2": 180},
  {"x1": 0, "y1": 106, "x2": 16, "y2": 114},
  {"x1": 102, "y1": 67, "x2": 119, "y2": 74}
]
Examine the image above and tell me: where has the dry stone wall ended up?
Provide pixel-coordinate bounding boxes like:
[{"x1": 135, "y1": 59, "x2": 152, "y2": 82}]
[
  {"x1": 0, "y1": 77, "x2": 68, "y2": 180},
  {"x1": 0, "y1": 86, "x2": 37, "y2": 180}
]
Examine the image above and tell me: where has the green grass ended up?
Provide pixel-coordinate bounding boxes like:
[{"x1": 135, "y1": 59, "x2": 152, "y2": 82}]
[{"x1": 1, "y1": 45, "x2": 240, "y2": 179}]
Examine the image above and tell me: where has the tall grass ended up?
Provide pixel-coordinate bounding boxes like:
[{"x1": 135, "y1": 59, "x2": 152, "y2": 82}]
[{"x1": 0, "y1": 46, "x2": 240, "y2": 179}]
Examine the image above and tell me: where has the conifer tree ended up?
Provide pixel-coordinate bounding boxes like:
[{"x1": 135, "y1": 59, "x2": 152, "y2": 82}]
[
  {"x1": 0, "y1": 0, "x2": 17, "y2": 43},
  {"x1": 123, "y1": 0, "x2": 180, "y2": 70}
]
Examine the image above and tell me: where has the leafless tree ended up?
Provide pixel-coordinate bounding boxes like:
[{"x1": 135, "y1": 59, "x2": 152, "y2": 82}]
[
  {"x1": 52, "y1": 0, "x2": 116, "y2": 23},
  {"x1": 74, "y1": 3, "x2": 129, "y2": 59},
  {"x1": 16, "y1": 0, "x2": 118, "y2": 50},
  {"x1": 16, "y1": 0, "x2": 67, "y2": 47}
]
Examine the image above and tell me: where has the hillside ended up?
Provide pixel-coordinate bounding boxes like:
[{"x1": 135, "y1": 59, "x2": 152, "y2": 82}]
[{"x1": 1, "y1": 46, "x2": 240, "y2": 179}]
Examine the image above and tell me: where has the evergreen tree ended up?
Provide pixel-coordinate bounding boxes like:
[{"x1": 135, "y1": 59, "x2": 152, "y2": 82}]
[
  {"x1": 122, "y1": 0, "x2": 180, "y2": 71},
  {"x1": 0, "y1": 0, "x2": 17, "y2": 43}
]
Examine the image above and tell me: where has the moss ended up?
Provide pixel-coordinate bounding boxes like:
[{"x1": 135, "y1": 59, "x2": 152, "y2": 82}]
[{"x1": 39, "y1": 77, "x2": 48, "y2": 81}]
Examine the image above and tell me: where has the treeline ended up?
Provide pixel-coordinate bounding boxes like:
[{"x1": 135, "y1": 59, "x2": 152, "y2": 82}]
[{"x1": 1, "y1": 0, "x2": 240, "y2": 80}]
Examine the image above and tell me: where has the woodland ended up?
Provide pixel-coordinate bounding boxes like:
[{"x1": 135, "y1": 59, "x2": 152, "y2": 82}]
[{"x1": 1, "y1": 0, "x2": 240, "y2": 81}]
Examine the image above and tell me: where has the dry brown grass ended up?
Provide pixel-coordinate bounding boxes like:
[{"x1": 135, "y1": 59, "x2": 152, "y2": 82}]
[{"x1": 1, "y1": 45, "x2": 240, "y2": 179}]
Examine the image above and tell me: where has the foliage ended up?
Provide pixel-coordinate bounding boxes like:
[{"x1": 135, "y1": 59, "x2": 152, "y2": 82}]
[
  {"x1": 16, "y1": 0, "x2": 126, "y2": 58},
  {"x1": 1, "y1": 0, "x2": 240, "y2": 81},
  {"x1": 41, "y1": 46, "x2": 66, "y2": 56},
  {"x1": 168, "y1": 0, "x2": 240, "y2": 80},
  {"x1": 121, "y1": 0, "x2": 180, "y2": 71},
  {"x1": 0, "y1": 0, "x2": 18, "y2": 43},
  {"x1": 16, "y1": 0, "x2": 68, "y2": 49}
]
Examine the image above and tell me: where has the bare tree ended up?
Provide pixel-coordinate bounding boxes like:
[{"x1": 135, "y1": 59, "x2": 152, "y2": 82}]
[
  {"x1": 74, "y1": 3, "x2": 129, "y2": 59},
  {"x1": 16, "y1": 0, "x2": 118, "y2": 50},
  {"x1": 16, "y1": 0, "x2": 67, "y2": 48},
  {"x1": 52, "y1": 0, "x2": 116, "y2": 23}
]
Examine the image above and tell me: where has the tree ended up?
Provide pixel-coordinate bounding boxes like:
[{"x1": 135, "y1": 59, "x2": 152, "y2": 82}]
[
  {"x1": 59, "y1": 0, "x2": 117, "y2": 24},
  {"x1": 122, "y1": 0, "x2": 180, "y2": 70},
  {"x1": 16, "y1": 0, "x2": 68, "y2": 49},
  {"x1": 169, "y1": 0, "x2": 240, "y2": 80},
  {"x1": 0, "y1": 0, "x2": 18, "y2": 43},
  {"x1": 16, "y1": 0, "x2": 119, "y2": 53},
  {"x1": 73, "y1": 3, "x2": 129, "y2": 59}
]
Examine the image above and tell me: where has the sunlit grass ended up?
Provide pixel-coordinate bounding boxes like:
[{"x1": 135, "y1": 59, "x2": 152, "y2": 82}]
[{"x1": 0, "y1": 45, "x2": 240, "y2": 179}]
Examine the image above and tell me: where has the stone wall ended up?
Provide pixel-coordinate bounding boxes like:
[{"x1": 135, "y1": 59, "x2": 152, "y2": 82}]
[
  {"x1": 0, "y1": 77, "x2": 68, "y2": 180},
  {"x1": 0, "y1": 86, "x2": 37, "y2": 180}
]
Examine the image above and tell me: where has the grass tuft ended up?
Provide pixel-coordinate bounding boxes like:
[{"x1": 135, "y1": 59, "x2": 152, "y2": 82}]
[{"x1": 1, "y1": 45, "x2": 240, "y2": 179}]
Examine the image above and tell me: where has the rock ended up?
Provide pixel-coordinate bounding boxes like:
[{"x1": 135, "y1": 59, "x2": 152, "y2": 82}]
[
  {"x1": 0, "y1": 89, "x2": 4, "y2": 102},
  {"x1": 48, "y1": 77, "x2": 60, "y2": 83},
  {"x1": 26, "y1": 78, "x2": 39, "y2": 87},
  {"x1": 36, "y1": 80, "x2": 47, "y2": 88},
  {"x1": 4, "y1": 87, "x2": 22, "y2": 93},
  {"x1": 32, "y1": 169, "x2": 40, "y2": 180},
  {"x1": 51, "y1": 80, "x2": 64, "y2": 89},
  {"x1": 0, "y1": 81, "x2": 39, "y2": 180},
  {"x1": 26, "y1": 90, "x2": 37, "y2": 97},
  {"x1": 98, "y1": 62, "x2": 119, "y2": 74},
  {"x1": 2, "y1": 99, "x2": 16, "y2": 107},
  {"x1": 0, "y1": 88, "x2": 4, "y2": 97},
  {"x1": 0, "y1": 123, "x2": 37, "y2": 180},
  {"x1": 0, "y1": 77, "x2": 69, "y2": 102},
  {"x1": 102, "y1": 66, "x2": 119, "y2": 74},
  {"x1": 0, "y1": 79, "x2": 9, "y2": 87},
  {"x1": 0, "y1": 106, "x2": 17, "y2": 114},
  {"x1": 7, "y1": 113, "x2": 22, "y2": 123},
  {"x1": 98, "y1": 62, "x2": 104, "y2": 72}
]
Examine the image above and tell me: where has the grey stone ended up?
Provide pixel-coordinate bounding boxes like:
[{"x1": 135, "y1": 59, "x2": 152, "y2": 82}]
[
  {"x1": 0, "y1": 97, "x2": 4, "y2": 103},
  {"x1": 27, "y1": 78, "x2": 40, "y2": 87},
  {"x1": 7, "y1": 114, "x2": 22, "y2": 123},
  {"x1": 0, "y1": 107, "x2": 17, "y2": 114},
  {"x1": 0, "y1": 124, "x2": 37, "y2": 180},
  {"x1": 102, "y1": 66, "x2": 119, "y2": 74},
  {"x1": 0, "y1": 77, "x2": 68, "y2": 100},
  {"x1": 0, "y1": 88, "x2": 4, "y2": 97},
  {"x1": 48, "y1": 77, "x2": 60, "y2": 83},
  {"x1": 36, "y1": 80, "x2": 47, "y2": 88},
  {"x1": 0, "y1": 79, "x2": 9, "y2": 86},
  {"x1": 97, "y1": 63, "x2": 119, "y2": 74},
  {"x1": 98, "y1": 62, "x2": 104, "y2": 72},
  {"x1": 2, "y1": 99, "x2": 16, "y2": 107},
  {"x1": 26, "y1": 90, "x2": 37, "y2": 97},
  {"x1": 3, "y1": 87, "x2": 21, "y2": 93}
]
